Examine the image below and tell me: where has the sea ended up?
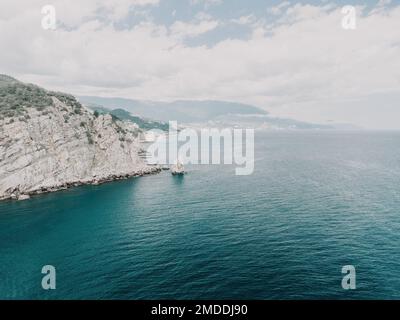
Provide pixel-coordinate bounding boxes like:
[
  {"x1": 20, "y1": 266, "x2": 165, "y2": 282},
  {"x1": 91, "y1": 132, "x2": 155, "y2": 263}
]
[{"x1": 1, "y1": 131, "x2": 400, "y2": 299}]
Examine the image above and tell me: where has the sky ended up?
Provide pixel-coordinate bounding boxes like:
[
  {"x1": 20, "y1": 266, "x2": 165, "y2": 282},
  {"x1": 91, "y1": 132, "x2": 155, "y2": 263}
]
[{"x1": 0, "y1": 0, "x2": 399, "y2": 129}]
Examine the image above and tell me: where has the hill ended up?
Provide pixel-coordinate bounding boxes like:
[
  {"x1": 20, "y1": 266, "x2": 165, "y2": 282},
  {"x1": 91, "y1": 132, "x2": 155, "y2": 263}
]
[{"x1": 0, "y1": 75, "x2": 159, "y2": 201}]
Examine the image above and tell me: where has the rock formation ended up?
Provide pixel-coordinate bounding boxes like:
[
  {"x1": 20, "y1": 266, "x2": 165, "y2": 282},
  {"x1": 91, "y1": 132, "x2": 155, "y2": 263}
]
[{"x1": 0, "y1": 75, "x2": 159, "y2": 200}]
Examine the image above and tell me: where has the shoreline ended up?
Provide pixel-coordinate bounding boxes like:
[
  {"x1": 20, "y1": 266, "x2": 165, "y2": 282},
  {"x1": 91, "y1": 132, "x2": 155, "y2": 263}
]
[{"x1": 0, "y1": 166, "x2": 162, "y2": 202}]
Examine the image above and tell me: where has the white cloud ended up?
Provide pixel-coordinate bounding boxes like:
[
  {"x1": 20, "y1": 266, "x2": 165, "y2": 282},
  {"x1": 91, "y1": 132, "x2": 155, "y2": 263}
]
[
  {"x1": 267, "y1": 1, "x2": 291, "y2": 15},
  {"x1": 0, "y1": 0, "x2": 159, "y2": 27},
  {"x1": 170, "y1": 14, "x2": 219, "y2": 39},
  {"x1": 170, "y1": 19, "x2": 219, "y2": 39},
  {"x1": 377, "y1": 0, "x2": 392, "y2": 6},
  {"x1": 231, "y1": 15, "x2": 257, "y2": 26},
  {"x1": 190, "y1": 0, "x2": 223, "y2": 9},
  {"x1": 1, "y1": 2, "x2": 400, "y2": 129}
]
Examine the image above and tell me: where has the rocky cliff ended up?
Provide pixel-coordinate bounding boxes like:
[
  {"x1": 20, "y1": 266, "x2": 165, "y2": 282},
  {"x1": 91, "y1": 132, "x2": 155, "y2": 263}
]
[{"x1": 0, "y1": 75, "x2": 159, "y2": 201}]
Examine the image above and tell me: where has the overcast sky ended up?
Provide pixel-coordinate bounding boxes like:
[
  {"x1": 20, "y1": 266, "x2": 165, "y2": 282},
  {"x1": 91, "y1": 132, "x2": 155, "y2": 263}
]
[{"x1": 0, "y1": 0, "x2": 399, "y2": 129}]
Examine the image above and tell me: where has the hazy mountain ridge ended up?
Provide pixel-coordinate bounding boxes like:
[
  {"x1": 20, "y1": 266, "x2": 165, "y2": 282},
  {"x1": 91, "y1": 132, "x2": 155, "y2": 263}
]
[
  {"x1": 79, "y1": 96, "x2": 267, "y2": 123},
  {"x1": 78, "y1": 96, "x2": 334, "y2": 130}
]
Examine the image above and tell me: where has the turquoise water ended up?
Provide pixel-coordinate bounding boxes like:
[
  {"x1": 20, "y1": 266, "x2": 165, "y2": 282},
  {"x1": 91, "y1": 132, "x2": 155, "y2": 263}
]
[{"x1": 1, "y1": 131, "x2": 400, "y2": 299}]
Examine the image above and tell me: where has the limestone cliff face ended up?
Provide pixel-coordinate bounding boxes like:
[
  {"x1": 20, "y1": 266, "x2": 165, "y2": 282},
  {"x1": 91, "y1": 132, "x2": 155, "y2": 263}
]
[{"x1": 0, "y1": 95, "x2": 158, "y2": 201}]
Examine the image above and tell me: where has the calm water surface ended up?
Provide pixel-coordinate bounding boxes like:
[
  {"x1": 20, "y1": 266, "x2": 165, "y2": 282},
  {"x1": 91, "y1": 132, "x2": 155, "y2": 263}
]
[{"x1": 1, "y1": 131, "x2": 400, "y2": 299}]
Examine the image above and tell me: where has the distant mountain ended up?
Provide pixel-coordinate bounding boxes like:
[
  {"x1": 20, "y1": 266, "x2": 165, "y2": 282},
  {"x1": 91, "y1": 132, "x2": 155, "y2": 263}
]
[
  {"x1": 88, "y1": 105, "x2": 169, "y2": 131},
  {"x1": 78, "y1": 96, "x2": 267, "y2": 123},
  {"x1": 211, "y1": 113, "x2": 333, "y2": 130},
  {"x1": 78, "y1": 96, "x2": 332, "y2": 130}
]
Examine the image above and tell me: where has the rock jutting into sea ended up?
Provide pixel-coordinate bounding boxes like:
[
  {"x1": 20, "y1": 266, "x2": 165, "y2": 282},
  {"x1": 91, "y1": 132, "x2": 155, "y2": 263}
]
[{"x1": 0, "y1": 75, "x2": 160, "y2": 201}]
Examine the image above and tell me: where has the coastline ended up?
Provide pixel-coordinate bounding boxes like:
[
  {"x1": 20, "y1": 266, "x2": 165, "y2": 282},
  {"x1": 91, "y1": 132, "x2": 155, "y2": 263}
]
[{"x1": 0, "y1": 166, "x2": 162, "y2": 202}]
